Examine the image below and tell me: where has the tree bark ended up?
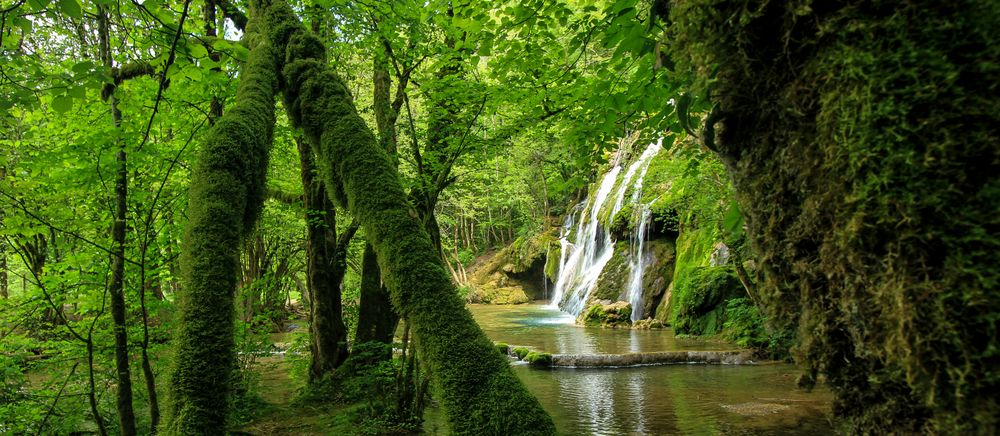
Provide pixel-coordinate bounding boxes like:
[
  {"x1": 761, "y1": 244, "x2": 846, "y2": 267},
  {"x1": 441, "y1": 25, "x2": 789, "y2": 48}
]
[
  {"x1": 97, "y1": 6, "x2": 138, "y2": 434},
  {"x1": 0, "y1": 166, "x2": 7, "y2": 299},
  {"x1": 355, "y1": 243, "x2": 398, "y2": 348},
  {"x1": 266, "y1": 1, "x2": 555, "y2": 431},
  {"x1": 296, "y1": 137, "x2": 350, "y2": 379}
]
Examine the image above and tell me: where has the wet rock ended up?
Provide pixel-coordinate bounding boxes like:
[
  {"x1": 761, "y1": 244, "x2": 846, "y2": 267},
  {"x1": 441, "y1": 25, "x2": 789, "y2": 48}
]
[
  {"x1": 632, "y1": 318, "x2": 665, "y2": 329},
  {"x1": 709, "y1": 242, "x2": 730, "y2": 266},
  {"x1": 552, "y1": 350, "x2": 754, "y2": 367},
  {"x1": 721, "y1": 402, "x2": 792, "y2": 416},
  {"x1": 578, "y1": 300, "x2": 632, "y2": 328}
]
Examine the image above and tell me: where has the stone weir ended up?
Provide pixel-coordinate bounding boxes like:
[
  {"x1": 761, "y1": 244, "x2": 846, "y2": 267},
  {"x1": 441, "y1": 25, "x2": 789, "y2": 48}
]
[
  {"x1": 500, "y1": 343, "x2": 757, "y2": 368},
  {"x1": 550, "y1": 350, "x2": 755, "y2": 368}
]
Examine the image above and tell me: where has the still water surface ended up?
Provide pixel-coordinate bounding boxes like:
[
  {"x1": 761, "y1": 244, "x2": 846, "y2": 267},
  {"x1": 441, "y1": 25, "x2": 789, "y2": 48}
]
[{"x1": 463, "y1": 304, "x2": 834, "y2": 435}]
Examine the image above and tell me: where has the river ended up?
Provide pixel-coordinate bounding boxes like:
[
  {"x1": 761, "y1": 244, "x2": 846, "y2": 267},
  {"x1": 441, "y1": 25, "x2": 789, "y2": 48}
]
[{"x1": 457, "y1": 304, "x2": 834, "y2": 435}]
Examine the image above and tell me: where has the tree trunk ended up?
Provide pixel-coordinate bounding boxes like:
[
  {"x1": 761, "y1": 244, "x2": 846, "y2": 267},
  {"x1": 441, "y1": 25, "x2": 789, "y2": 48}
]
[
  {"x1": 268, "y1": 1, "x2": 555, "y2": 431},
  {"x1": 355, "y1": 44, "x2": 402, "y2": 355},
  {"x1": 355, "y1": 243, "x2": 398, "y2": 348},
  {"x1": 165, "y1": 1, "x2": 276, "y2": 430},
  {"x1": 0, "y1": 165, "x2": 7, "y2": 299},
  {"x1": 296, "y1": 137, "x2": 349, "y2": 379},
  {"x1": 97, "y1": 6, "x2": 137, "y2": 434}
]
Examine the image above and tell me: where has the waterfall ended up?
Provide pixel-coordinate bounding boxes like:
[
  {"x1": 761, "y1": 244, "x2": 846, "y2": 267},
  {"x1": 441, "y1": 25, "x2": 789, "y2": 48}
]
[{"x1": 549, "y1": 139, "x2": 662, "y2": 320}]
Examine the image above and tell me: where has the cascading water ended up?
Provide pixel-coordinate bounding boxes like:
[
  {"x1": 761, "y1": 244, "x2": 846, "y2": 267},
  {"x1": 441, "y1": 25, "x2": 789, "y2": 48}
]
[{"x1": 549, "y1": 139, "x2": 663, "y2": 320}]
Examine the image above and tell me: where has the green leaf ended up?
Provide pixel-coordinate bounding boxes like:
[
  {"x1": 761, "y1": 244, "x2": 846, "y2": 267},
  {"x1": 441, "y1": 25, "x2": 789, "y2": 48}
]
[
  {"x1": 676, "y1": 93, "x2": 696, "y2": 136},
  {"x1": 189, "y1": 43, "x2": 208, "y2": 59},
  {"x1": 72, "y1": 60, "x2": 95, "y2": 74},
  {"x1": 57, "y1": 0, "x2": 83, "y2": 19},
  {"x1": 52, "y1": 95, "x2": 73, "y2": 113},
  {"x1": 68, "y1": 86, "x2": 86, "y2": 99},
  {"x1": 723, "y1": 202, "x2": 744, "y2": 237}
]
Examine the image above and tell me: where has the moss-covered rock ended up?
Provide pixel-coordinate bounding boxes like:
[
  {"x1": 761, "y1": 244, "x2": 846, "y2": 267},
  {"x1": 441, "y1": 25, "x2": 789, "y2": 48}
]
[
  {"x1": 468, "y1": 285, "x2": 530, "y2": 305},
  {"x1": 609, "y1": 204, "x2": 634, "y2": 240},
  {"x1": 524, "y1": 352, "x2": 553, "y2": 367},
  {"x1": 578, "y1": 300, "x2": 632, "y2": 328},
  {"x1": 468, "y1": 230, "x2": 559, "y2": 303},
  {"x1": 513, "y1": 347, "x2": 530, "y2": 361},
  {"x1": 643, "y1": 239, "x2": 676, "y2": 320},
  {"x1": 671, "y1": 267, "x2": 744, "y2": 335},
  {"x1": 586, "y1": 242, "x2": 630, "y2": 304},
  {"x1": 632, "y1": 318, "x2": 665, "y2": 330},
  {"x1": 495, "y1": 342, "x2": 510, "y2": 356}
]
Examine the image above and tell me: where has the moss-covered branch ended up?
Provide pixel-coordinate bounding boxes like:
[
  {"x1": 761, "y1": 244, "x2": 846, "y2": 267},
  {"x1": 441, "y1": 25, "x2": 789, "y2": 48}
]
[
  {"x1": 259, "y1": 1, "x2": 555, "y2": 433},
  {"x1": 163, "y1": 2, "x2": 277, "y2": 432}
]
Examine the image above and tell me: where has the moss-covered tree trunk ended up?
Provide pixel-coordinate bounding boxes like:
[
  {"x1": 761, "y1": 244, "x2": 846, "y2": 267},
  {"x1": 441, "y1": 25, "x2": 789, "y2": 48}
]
[
  {"x1": 262, "y1": 1, "x2": 555, "y2": 432},
  {"x1": 667, "y1": 0, "x2": 1000, "y2": 432},
  {"x1": 354, "y1": 50, "x2": 402, "y2": 352},
  {"x1": 296, "y1": 137, "x2": 352, "y2": 379},
  {"x1": 164, "y1": 2, "x2": 276, "y2": 431}
]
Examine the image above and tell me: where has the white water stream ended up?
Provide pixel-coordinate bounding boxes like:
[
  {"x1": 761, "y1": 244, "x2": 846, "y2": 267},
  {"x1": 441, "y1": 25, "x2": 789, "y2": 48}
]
[{"x1": 549, "y1": 139, "x2": 663, "y2": 320}]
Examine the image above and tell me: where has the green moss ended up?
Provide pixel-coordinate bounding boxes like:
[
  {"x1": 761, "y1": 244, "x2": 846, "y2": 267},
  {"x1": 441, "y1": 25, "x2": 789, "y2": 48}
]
[
  {"x1": 263, "y1": 1, "x2": 555, "y2": 433},
  {"x1": 513, "y1": 347, "x2": 530, "y2": 361},
  {"x1": 524, "y1": 352, "x2": 552, "y2": 367},
  {"x1": 587, "y1": 244, "x2": 630, "y2": 304},
  {"x1": 609, "y1": 203, "x2": 634, "y2": 238},
  {"x1": 671, "y1": 266, "x2": 742, "y2": 335},
  {"x1": 669, "y1": 0, "x2": 1000, "y2": 431},
  {"x1": 542, "y1": 244, "x2": 560, "y2": 282},
  {"x1": 495, "y1": 343, "x2": 510, "y2": 356},
  {"x1": 164, "y1": 4, "x2": 278, "y2": 433},
  {"x1": 579, "y1": 301, "x2": 632, "y2": 328}
]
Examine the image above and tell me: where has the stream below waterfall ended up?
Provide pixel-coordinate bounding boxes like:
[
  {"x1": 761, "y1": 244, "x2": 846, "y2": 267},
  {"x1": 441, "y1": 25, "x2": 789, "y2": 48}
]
[{"x1": 462, "y1": 304, "x2": 834, "y2": 435}]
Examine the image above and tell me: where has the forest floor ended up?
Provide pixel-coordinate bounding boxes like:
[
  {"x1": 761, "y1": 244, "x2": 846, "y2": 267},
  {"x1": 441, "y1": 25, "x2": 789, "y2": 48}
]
[{"x1": 236, "y1": 357, "x2": 356, "y2": 435}]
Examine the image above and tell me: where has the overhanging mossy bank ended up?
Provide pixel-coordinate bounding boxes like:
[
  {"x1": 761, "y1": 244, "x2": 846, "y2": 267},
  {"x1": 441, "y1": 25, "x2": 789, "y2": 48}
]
[{"x1": 667, "y1": 0, "x2": 1000, "y2": 431}]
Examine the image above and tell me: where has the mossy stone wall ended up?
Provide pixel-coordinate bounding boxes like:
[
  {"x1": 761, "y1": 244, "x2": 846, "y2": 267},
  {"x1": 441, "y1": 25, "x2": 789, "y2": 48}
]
[{"x1": 668, "y1": 0, "x2": 1000, "y2": 431}]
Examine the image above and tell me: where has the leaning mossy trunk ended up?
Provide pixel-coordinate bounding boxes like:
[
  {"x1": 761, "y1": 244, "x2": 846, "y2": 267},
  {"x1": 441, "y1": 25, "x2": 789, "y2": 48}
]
[
  {"x1": 667, "y1": 1, "x2": 1000, "y2": 432},
  {"x1": 164, "y1": 5, "x2": 277, "y2": 432},
  {"x1": 261, "y1": 1, "x2": 556, "y2": 433}
]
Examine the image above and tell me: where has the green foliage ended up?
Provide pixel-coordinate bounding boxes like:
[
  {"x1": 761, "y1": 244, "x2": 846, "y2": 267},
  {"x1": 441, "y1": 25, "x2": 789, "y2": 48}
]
[
  {"x1": 669, "y1": 0, "x2": 1000, "y2": 431},
  {"x1": 297, "y1": 342, "x2": 421, "y2": 434},
  {"x1": 722, "y1": 298, "x2": 792, "y2": 360},
  {"x1": 228, "y1": 321, "x2": 274, "y2": 426}
]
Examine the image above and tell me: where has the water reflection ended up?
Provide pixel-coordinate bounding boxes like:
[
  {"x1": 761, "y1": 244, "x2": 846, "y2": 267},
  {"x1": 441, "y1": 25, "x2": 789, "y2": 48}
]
[{"x1": 466, "y1": 304, "x2": 834, "y2": 435}]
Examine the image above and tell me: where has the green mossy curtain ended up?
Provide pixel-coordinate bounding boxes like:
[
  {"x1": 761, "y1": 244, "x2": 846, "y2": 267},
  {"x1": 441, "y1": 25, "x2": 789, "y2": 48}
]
[{"x1": 667, "y1": 0, "x2": 999, "y2": 432}]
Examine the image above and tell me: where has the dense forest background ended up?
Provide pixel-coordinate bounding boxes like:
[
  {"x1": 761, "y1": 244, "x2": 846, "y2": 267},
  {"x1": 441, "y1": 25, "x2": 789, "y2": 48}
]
[{"x1": 1, "y1": 0, "x2": 997, "y2": 434}]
